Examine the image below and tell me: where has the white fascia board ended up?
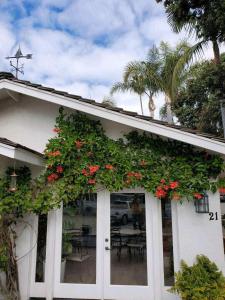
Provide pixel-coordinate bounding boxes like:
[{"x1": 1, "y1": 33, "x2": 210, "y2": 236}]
[
  {"x1": 14, "y1": 149, "x2": 44, "y2": 166},
  {"x1": 0, "y1": 142, "x2": 43, "y2": 166},
  {"x1": 0, "y1": 142, "x2": 15, "y2": 158},
  {"x1": 1, "y1": 80, "x2": 225, "y2": 155}
]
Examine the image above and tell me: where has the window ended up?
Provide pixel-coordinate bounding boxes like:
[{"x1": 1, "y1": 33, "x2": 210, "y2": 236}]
[
  {"x1": 61, "y1": 194, "x2": 97, "y2": 283},
  {"x1": 35, "y1": 214, "x2": 47, "y2": 282},
  {"x1": 161, "y1": 198, "x2": 174, "y2": 286}
]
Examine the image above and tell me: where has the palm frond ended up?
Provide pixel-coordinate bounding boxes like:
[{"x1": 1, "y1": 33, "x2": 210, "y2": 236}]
[{"x1": 110, "y1": 82, "x2": 130, "y2": 95}]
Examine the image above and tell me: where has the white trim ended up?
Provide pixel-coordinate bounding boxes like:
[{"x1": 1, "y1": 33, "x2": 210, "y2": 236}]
[
  {"x1": 0, "y1": 142, "x2": 43, "y2": 166},
  {"x1": 0, "y1": 80, "x2": 225, "y2": 154}
]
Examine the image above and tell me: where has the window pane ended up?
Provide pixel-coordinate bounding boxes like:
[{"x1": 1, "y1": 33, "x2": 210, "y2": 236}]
[
  {"x1": 61, "y1": 194, "x2": 97, "y2": 284},
  {"x1": 110, "y1": 193, "x2": 147, "y2": 286},
  {"x1": 161, "y1": 199, "x2": 174, "y2": 286},
  {"x1": 35, "y1": 214, "x2": 47, "y2": 282}
]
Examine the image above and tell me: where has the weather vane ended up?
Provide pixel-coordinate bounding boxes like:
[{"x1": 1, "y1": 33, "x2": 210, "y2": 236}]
[{"x1": 6, "y1": 45, "x2": 32, "y2": 79}]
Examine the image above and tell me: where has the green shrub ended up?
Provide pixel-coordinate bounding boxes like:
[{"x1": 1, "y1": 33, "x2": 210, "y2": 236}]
[{"x1": 169, "y1": 255, "x2": 225, "y2": 300}]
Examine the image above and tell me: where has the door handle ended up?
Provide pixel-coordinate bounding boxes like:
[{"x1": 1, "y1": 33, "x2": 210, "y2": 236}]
[{"x1": 105, "y1": 246, "x2": 111, "y2": 251}]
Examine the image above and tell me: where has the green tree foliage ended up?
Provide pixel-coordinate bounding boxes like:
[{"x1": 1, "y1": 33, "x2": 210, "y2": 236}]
[
  {"x1": 170, "y1": 255, "x2": 225, "y2": 300},
  {"x1": 172, "y1": 54, "x2": 225, "y2": 135},
  {"x1": 156, "y1": 0, "x2": 225, "y2": 64},
  {"x1": 111, "y1": 41, "x2": 195, "y2": 122}
]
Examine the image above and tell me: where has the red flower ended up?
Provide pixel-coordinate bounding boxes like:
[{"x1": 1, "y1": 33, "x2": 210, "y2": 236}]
[
  {"x1": 127, "y1": 172, "x2": 134, "y2": 177},
  {"x1": 47, "y1": 173, "x2": 59, "y2": 183},
  {"x1": 160, "y1": 179, "x2": 166, "y2": 184},
  {"x1": 56, "y1": 165, "x2": 64, "y2": 173},
  {"x1": 105, "y1": 164, "x2": 114, "y2": 170},
  {"x1": 82, "y1": 169, "x2": 89, "y2": 176},
  {"x1": 75, "y1": 140, "x2": 84, "y2": 149},
  {"x1": 194, "y1": 193, "x2": 203, "y2": 200},
  {"x1": 155, "y1": 189, "x2": 167, "y2": 199},
  {"x1": 53, "y1": 127, "x2": 61, "y2": 133},
  {"x1": 88, "y1": 179, "x2": 96, "y2": 185},
  {"x1": 134, "y1": 172, "x2": 142, "y2": 180},
  {"x1": 219, "y1": 187, "x2": 225, "y2": 194},
  {"x1": 88, "y1": 165, "x2": 100, "y2": 175},
  {"x1": 170, "y1": 181, "x2": 179, "y2": 189},
  {"x1": 164, "y1": 185, "x2": 169, "y2": 191}
]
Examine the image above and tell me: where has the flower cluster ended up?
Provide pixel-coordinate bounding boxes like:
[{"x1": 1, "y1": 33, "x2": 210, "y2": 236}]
[
  {"x1": 43, "y1": 110, "x2": 225, "y2": 204},
  {"x1": 47, "y1": 173, "x2": 59, "y2": 182},
  {"x1": 194, "y1": 193, "x2": 203, "y2": 200},
  {"x1": 47, "y1": 150, "x2": 61, "y2": 157},
  {"x1": 155, "y1": 179, "x2": 180, "y2": 199}
]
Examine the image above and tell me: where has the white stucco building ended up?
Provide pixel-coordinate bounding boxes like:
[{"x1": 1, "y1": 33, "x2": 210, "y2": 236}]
[{"x1": 0, "y1": 72, "x2": 225, "y2": 300}]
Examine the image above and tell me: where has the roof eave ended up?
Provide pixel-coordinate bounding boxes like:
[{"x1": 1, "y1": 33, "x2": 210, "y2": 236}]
[{"x1": 0, "y1": 79, "x2": 225, "y2": 155}]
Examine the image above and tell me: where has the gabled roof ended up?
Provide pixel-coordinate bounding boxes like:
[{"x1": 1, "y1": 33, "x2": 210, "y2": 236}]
[
  {"x1": 0, "y1": 137, "x2": 43, "y2": 166},
  {"x1": 0, "y1": 72, "x2": 225, "y2": 155}
]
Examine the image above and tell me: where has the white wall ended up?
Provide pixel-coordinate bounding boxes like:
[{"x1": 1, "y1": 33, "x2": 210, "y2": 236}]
[
  {"x1": 0, "y1": 95, "x2": 134, "y2": 153},
  {"x1": 1, "y1": 95, "x2": 225, "y2": 300},
  {"x1": 174, "y1": 192, "x2": 225, "y2": 273}
]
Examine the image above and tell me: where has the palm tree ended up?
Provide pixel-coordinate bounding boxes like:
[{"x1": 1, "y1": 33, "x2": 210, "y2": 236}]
[
  {"x1": 111, "y1": 41, "x2": 198, "y2": 122},
  {"x1": 144, "y1": 41, "x2": 198, "y2": 123},
  {"x1": 110, "y1": 71, "x2": 145, "y2": 115},
  {"x1": 123, "y1": 49, "x2": 159, "y2": 118}
]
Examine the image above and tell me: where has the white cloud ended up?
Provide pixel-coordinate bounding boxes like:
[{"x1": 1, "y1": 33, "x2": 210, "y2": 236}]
[{"x1": 0, "y1": 0, "x2": 205, "y2": 120}]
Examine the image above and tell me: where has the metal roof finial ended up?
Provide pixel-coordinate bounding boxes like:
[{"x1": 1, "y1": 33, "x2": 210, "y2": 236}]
[{"x1": 5, "y1": 45, "x2": 32, "y2": 79}]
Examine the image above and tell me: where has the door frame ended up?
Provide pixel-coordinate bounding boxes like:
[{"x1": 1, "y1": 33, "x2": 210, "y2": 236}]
[
  {"x1": 102, "y1": 188, "x2": 162, "y2": 300},
  {"x1": 29, "y1": 189, "x2": 165, "y2": 300}
]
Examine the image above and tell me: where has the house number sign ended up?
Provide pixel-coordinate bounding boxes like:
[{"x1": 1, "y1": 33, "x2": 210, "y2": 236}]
[{"x1": 209, "y1": 212, "x2": 218, "y2": 220}]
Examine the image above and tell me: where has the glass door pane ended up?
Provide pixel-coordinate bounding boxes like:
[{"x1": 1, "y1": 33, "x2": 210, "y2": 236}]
[
  {"x1": 110, "y1": 193, "x2": 147, "y2": 285},
  {"x1": 61, "y1": 194, "x2": 97, "y2": 284}
]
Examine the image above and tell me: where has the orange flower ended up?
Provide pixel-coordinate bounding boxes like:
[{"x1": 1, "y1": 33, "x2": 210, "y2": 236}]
[
  {"x1": 53, "y1": 127, "x2": 61, "y2": 133},
  {"x1": 219, "y1": 187, "x2": 225, "y2": 194},
  {"x1": 170, "y1": 181, "x2": 179, "y2": 189},
  {"x1": 88, "y1": 165, "x2": 100, "y2": 175},
  {"x1": 48, "y1": 150, "x2": 61, "y2": 157},
  {"x1": 105, "y1": 164, "x2": 114, "y2": 170},
  {"x1": 155, "y1": 189, "x2": 167, "y2": 199},
  {"x1": 82, "y1": 169, "x2": 89, "y2": 176},
  {"x1": 194, "y1": 193, "x2": 203, "y2": 200},
  {"x1": 134, "y1": 172, "x2": 142, "y2": 180},
  {"x1": 88, "y1": 179, "x2": 96, "y2": 185},
  {"x1": 47, "y1": 173, "x2": 59, "y2": 182}
]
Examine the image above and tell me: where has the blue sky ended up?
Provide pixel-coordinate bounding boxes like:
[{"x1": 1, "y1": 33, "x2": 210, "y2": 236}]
[{"x1": 0, "y1": 0, "x2": 214, "y2": 116}]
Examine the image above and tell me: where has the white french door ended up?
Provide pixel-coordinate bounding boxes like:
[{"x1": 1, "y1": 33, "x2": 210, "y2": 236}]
[
  {"x1": 51, "y1": 189, "x2": 162, "y2": 300},
  {"x1": 103, "y1": 189, "x2": 158, "y2": 300}
]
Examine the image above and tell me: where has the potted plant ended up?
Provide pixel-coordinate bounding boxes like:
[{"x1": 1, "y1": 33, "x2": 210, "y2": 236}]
[{"x1": 169, "y1": 255, "x2": 225, "y2": 300}]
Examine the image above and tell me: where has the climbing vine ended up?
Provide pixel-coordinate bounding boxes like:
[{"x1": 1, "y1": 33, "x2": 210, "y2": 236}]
[
  {"x1": 1, "y1": 107, "x2": 225, "y2": 299},
  {"x1": 44, "y1": 107, "x2": 225, "y2": 202}
]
